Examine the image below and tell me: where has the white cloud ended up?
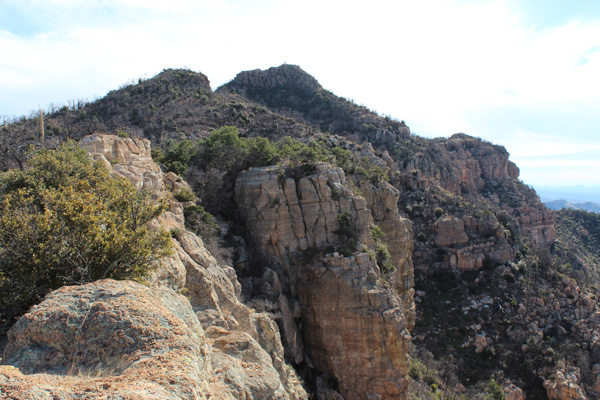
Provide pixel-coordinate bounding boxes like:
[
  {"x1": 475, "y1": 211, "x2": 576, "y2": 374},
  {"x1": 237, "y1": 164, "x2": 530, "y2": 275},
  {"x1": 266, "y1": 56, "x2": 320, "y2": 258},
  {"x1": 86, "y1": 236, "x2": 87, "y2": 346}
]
[{"x1": 500, "y1": 131, "x2": 600, "y2": 158}]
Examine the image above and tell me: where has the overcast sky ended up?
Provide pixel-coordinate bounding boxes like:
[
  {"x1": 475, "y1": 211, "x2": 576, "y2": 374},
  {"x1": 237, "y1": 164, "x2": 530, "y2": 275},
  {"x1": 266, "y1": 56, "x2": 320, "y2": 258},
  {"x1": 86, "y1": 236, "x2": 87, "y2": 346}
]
[{"x1": 1, "y1": 0, "x2": 599, "y2": 189}]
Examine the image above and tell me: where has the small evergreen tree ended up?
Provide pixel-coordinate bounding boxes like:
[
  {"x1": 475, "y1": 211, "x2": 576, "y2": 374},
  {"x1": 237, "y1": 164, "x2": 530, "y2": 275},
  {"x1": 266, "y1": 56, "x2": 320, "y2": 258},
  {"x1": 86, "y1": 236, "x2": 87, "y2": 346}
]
[{"x1": 0, "y1": 141, "x2": 172, "y2": 323}]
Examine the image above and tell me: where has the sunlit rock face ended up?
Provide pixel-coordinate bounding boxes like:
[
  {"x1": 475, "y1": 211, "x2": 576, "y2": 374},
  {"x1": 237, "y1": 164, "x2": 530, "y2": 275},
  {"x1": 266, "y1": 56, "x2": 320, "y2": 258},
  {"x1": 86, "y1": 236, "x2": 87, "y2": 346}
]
[{"x1": 235, "y1": 162, "x2": 415, "y2": 400}]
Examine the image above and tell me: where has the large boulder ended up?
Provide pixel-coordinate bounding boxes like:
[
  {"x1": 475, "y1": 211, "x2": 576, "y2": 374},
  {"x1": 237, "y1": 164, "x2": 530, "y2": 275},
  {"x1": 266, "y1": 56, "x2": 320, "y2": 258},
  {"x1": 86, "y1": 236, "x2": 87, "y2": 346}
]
[{"x1": 1, "y1": 280, "x2": 211, "y2": 399}]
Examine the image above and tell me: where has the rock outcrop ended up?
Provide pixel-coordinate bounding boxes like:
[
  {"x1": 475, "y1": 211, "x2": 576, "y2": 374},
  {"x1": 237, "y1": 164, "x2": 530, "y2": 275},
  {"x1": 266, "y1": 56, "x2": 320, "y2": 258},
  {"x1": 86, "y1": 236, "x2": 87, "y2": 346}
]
[
  {"x1": 434, "y1": 217, "x2": 469, "y2": 247},
  {"x1": 0, "y1": 280, "x2": 302, "y2": 400},
  {"x1": 80, "y1": 134, "x2": 169, "y2": 197},
  {"x1": 544, "y1": 367, "x2": 588, "y2": 400},
  {"x1": 1, "y1": 280, "x2": 211, "y2": 399},
  {"x1": 235, "y1": 162, "x2": 414, "y2": 399},
  {"x1": 395, "y1": 133, "x2": 555, "y2": 273}
]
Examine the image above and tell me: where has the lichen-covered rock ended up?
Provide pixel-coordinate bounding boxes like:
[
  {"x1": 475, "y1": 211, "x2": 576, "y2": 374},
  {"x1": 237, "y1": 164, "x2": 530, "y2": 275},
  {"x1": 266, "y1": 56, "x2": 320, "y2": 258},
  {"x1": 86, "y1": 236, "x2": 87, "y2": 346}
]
[
  {"x1": 1, "y1": 280, "x2": 211, "y2": 400},
  {"x1": 0, "y1": 279, "x2": 307, "y2": 400}
]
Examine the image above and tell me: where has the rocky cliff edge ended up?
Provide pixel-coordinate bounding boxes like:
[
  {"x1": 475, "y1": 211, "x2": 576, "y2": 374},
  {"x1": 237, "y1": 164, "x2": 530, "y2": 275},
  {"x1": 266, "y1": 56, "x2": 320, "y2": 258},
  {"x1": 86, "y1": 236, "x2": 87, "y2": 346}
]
[{"x1": 234, "y1": 162, "x2": 415, "y2": 400}]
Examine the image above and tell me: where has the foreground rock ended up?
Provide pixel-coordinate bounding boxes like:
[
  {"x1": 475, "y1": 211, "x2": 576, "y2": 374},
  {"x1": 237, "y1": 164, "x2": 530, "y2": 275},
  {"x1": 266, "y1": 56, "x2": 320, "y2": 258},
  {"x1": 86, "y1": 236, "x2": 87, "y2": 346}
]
[
  {"x1": 0, "y1": 280, "x2": 303, "y2": 399},
  {"x1": 1, "y1": 280, "x2": 209, "y2": 399}
]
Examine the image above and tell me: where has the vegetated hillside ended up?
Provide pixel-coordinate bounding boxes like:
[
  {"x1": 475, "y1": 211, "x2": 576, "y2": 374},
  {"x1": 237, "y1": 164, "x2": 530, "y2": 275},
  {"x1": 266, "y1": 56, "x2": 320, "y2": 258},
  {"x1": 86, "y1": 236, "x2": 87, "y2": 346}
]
[
  {"x1": 1, "y1": 64, "x2": 599, "y2": 399},
  {"x1": 554, "y1": 208, "x2": 600, "y2": 285},
  {"x1": 0, "y1": 68, "x2": 318, "y2": 172}
]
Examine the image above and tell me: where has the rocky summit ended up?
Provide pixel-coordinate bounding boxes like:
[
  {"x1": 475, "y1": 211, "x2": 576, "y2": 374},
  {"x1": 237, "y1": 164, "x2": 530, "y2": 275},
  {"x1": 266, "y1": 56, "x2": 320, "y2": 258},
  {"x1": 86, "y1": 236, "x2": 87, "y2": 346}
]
[{"x1": 0, "y1": 65, "x2": 599, "y2": 400}]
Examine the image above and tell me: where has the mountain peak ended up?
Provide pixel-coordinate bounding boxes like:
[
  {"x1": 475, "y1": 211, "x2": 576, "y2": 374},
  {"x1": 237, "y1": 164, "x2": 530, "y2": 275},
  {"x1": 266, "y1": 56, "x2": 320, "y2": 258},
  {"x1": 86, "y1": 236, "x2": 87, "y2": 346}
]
[
  {"x1": 221, "y1": 64, "x2": 322, "y2": 96},
  {"x1": 151, "y1": 68, "x2": 212, "y2": 91}
]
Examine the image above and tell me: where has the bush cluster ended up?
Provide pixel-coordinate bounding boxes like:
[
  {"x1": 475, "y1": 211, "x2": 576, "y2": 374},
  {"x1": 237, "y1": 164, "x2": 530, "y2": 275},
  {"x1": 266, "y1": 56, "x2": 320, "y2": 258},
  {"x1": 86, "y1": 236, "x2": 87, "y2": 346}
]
[
  {"x1": 0, "y1": 142, "x2": 172, "y2": 323},
  {"x1": 156, "y1": 126, "x2": 352, "y2": 178},
  {"x1": 371, "y1": 224, "x2": 395, "y2": 273}
]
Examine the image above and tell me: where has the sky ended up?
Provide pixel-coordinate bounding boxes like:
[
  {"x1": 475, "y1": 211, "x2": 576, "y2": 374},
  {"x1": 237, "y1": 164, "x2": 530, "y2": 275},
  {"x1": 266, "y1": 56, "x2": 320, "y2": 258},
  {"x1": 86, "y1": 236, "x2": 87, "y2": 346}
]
[{"x1": 1, "y1": 0, "x2": 599, "y2": 189}]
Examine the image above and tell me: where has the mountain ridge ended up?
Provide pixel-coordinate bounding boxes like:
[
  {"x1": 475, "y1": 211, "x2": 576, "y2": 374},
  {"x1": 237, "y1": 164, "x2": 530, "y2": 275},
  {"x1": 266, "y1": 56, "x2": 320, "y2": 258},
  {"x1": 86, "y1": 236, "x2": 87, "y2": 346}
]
[
  {"x1": 0, "y1": 64, "x2": 598, "y2": 399},
  {"x1": 545, "y1": 199, "x2": 600, "y2": 213}
]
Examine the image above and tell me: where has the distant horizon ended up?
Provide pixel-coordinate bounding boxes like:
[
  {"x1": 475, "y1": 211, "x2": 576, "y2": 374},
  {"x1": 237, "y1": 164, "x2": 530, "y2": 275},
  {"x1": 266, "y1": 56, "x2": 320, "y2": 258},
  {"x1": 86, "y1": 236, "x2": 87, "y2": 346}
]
[{"x1": 535, "y1": 185, "x2": 600, "y2": 205}]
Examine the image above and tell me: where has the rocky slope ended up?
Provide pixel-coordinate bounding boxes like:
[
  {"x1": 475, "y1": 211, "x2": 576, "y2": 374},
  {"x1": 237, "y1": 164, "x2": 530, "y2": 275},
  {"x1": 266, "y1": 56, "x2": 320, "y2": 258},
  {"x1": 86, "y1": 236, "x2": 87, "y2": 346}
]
[
  {"x1": 554, "y1": 208, "x2": 600, "y2": 285},
  {"x1": 1, "y1": 65, "x2": 599, "y2": 399}
]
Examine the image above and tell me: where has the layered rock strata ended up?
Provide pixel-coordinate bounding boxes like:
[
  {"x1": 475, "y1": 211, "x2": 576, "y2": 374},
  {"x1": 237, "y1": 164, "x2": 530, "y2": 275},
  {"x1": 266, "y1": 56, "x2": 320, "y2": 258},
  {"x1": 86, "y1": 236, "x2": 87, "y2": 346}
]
[{"x1": 235, "y1": 163, "x2": 414, "y2": 400}]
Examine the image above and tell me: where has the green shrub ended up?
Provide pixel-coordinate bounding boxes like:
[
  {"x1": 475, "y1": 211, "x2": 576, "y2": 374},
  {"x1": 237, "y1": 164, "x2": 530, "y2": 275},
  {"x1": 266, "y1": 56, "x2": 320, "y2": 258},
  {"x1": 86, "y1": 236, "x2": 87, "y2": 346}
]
[
  {"x1": 368, "y1": 165, "x2": 389, "y2": 183},
  {"x1": 173, "y1": 187, "x2": 196, "y2": 202},
  {"x1": 0, "y1": 142, "x2": 172, "y2": 323},
  {"x1": 408, "y1": 358, "x2": 439, "y2": 387},
  {"x1": 183, "y1": 204, "x2": 218, "y2": 236},
  {"x1": 370, "y1": 224, "x2": 385, "y2": 241},
  {"x1": 334, "y1": 211, "x2": 359, "y2": 256},
  {"x1": 163, "y1": 139, "x2": 196, "y2": 175},
  {"x1": 485, "y1": 378, "x2": 505, "y2": 400},
  {"x1": 376, "y1": 243, "x2": 395, "y2": 272},
  {"x1": 371, "y1": 224, "x2": 395, "y2": 273},
  {"x1": 151, "y1": 147, "x2": 166, "y2": 163},
  {"x1": 200, "y1": 126, "x2": 249, "y2": 171},
  {"x1": 434, "y1": 207, "x2": 444, "y2": 218}
]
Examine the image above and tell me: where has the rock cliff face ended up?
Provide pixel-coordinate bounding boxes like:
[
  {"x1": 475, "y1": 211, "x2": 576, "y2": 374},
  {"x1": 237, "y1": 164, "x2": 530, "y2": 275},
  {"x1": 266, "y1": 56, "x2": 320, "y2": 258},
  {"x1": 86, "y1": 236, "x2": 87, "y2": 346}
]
[
  {"x1": 393, "y1": 134, "x2": 555, "y2": 273},
  {"x1": 544, "y1": 367, "x2": 588, "y2": 400},
  {"x1": 0, "y1": 135, "x2": 307, "y2": 400},
  {"x1": 235, "y1": 163, "x2": 414, "y2": 399}
]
